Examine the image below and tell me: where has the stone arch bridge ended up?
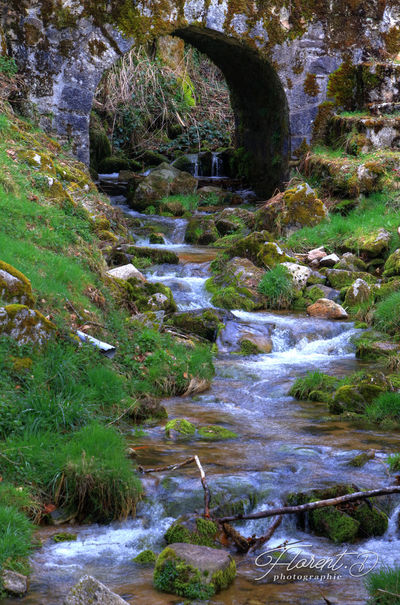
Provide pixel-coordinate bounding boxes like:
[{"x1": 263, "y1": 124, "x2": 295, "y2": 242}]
[{"x1": 1, "y1": 0, "x2": 399, "y2": 196}]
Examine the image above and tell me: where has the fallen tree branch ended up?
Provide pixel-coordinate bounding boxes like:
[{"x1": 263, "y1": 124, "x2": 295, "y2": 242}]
[
  {"x1": 138, "y1": 456, "x2": 195, "y2": 474},
  {"x1": 138, "y1": 455, "x2": 211, "y2": 517},
  {"x1": 217, "y1": 486, "x2": 400, "y2": 523},
  {"x1": 247, "y1": 515, "x2": 283, "y2": 553},
  {"x1": 221, "y1": 523, "x2": 250, "y2": 552}
]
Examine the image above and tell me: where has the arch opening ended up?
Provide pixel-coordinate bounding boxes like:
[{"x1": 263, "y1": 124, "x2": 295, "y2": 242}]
[{"x1": 173, "y1": 26, "x2": 290, "y2": 198}]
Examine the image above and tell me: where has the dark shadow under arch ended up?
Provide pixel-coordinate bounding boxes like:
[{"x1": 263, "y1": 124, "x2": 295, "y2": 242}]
[{"x1": 173, "y1": 26, "x2": 290, "y2": 198}]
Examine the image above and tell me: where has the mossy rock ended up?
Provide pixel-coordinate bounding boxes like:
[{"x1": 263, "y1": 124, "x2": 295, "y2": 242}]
[
  {"x1": 324, "y1": 269, "x2": 377, "y2": 289},
  {"x1": 165, "y1": 418, "x2": 196, "y2": 439},
  {"x1": 185, "y1": 217, "x2": 219, "y2": 245},
  {"x1": 53, "y1": 532, "x2": 77, "y2": 543},
  {"x1": 133, "y1": 549, "x2": 157, "y2": 564},
  {"x1": 287, "y1": 484, "x2": 388, "y2": 542},
  {"x1": 125, "y1": 245, "x2": 178, "y2": 265},
  {"x1": 331, "y1": 382, "x2": 384, "y2": 415},
  {"x1": 112, "y1": 277, "x2": 177, "y2": 314},
  {"x1": 197, "y1": 425, "x2": 238, "y2": 440},
  {"x1": 206, "y1": 280, "x2": 257, "y2": 312},
  {"x1": 141, "y1": 150, "x2": 169, "y2": 167},
  {"x1": 154, "y1": 543, "x2": 235, "y2": 598},
  {"x1": 374, "y1": 279, "x2": 400, "y2": 301},
  {"x1": 149, "y1": 233, "x2": 166, "y2": 244},
  {"x1": 19, "y1": 149, "x2": 56, "y2": 175},
  {"x1": 0, "y1": 261, "x2": 35, "y2": 307},
  {"x1": 168, "y1": 309, "x2": 224, "y2": 342},
  {"x1": 97, "y1": 156, "x2": 131, "y2": 173},
  {"x1": 343, "y1": 228, "x2": 391, "y2": 258},
  {"x1": 383, "y1": 248, "x2": 400, "y2": 278},
  {"x1": 353, "y1": 502, "x2": 388, "y2": 537},
  {"x1": 130, "y1": 397, "x2": 168, "y2": 424},
  {"x1": 355, "y1": 332, "x2": 400, "y2": 360},
  {"x1": 310, "y1": 506, "x2": 360, "y2": 543},
  {"x1": 254, "y1": 183, "x2": 327, "y2": 235},
  {"x1": 165, "y1": 518, "x2": 218, "y2": 548},
  {"x1": 0, "y1": 305, "x2": 56, "y2": 346}
]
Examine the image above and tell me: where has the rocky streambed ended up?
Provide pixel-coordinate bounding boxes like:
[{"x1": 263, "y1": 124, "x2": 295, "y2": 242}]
[{"x1": 5, "y1": 203, "x2": 400, "y2": 605}]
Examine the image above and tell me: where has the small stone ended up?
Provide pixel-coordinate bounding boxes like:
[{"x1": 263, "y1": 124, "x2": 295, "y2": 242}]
[
  {"x1": 106, "y1": 263, "x2": 145, "y2": 282},
  {"x1": 64, "y1": 575, "x2": 129, "y2": 604},
  {"x1": 1, "y1": 570, "x2": 28, "y2": 596},
  {"x1": 319, "y1": 253, "x2": 340, "y2": 267},
  {"x1": 307, "y1": 298, "x2": 348, "y2": 320},
  {"x1": 307, "y1": 246, "x2": 326, "y2": 262}
]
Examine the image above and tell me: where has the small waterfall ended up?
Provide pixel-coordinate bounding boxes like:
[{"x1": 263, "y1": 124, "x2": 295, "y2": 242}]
[
  {"x1": 186, "y1": 153, "x2": 201, "y2": 177},
  {"x1": 211, "y1": 152, "x2": 223, "y2": 177}
]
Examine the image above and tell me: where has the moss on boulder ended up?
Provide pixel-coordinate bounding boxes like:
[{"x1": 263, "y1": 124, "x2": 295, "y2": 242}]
[
  {"x1": 383, "y1": 249, "x2": 400, "y2": 277},
  {"x1": 154, "y1": 543, "x2": 235, "y2": 599},
  {"x1": 185, "y1": 217, "x2": 219, "y2": 245},
  {"x1": 324, "y1": 268, "x2": 377, "y2": 289},
  {"x1": 287, "y1": 484, "x2": 388, "y2": 543},
  {"x1": 168, "y1": 309, "x2": 224, "y2": 342},
  {"x1": 0, "y1": 305, "x2": 55, "y2": 345},
  {"x1": 0, "y1": 261, "x2": 35, "y2": 307},
  {"x1": 133, "y1": 550, "x2": 157, "y2": 564},
  {"x1": 343, "y1": 228, "x2": 391, "y2": 258},
  {"x1": 165, "y1": 518, "x2": 219, "y2": 548},
  {"x1": 255, "y1": 183, "x2": 327, "y2": 236},
  {"x1": 124, "y1": 245, "x2": 178, "y2": 264},
  {"x1": 165, "y1": 418, "x2": 196, "y2": 439},
  {"x1": 197, "y1": 425, "x2": 238, "y2": 440}
]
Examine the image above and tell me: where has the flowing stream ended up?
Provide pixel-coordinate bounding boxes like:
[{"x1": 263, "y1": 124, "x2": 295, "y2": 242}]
[{"x1": 6, "y1": 204, "x2": 400, "y2": 605}]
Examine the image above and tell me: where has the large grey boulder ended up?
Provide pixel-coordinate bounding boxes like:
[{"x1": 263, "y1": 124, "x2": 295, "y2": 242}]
[{"x1": 64, "y1": 575, "x2": 129, "y2": 605}]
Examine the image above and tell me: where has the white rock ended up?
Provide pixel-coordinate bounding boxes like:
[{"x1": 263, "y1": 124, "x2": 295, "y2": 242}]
[
  {"x1": 64, "y1": 575, "x2": 129, "y2": 605},
  {"x1": 307, "y1": 246, "x2": 326, "y2": 263},
  {"x1": 319, "y1": 253, "x2": 340, "y2": 267},
  {"x1": 281, "y1": 262, "x2": 312, "y2": 289},
  {"x1": 1, "y1": 570, "x2": 28, "y2": 595},
  {"x1": 106, "y1": 263, "x2": 145, "y2": 282}
]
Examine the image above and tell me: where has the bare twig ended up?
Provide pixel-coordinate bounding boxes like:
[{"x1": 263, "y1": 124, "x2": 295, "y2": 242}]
[
  {"x1": 217, "y1": 486, "x2": 400, "y2": 523},
  {"x1": 138, "y1": 456, "x2": 195, "y2": 474},
  {"x1": 195, "y1": 455, "x2": 211, "y2": 518}
]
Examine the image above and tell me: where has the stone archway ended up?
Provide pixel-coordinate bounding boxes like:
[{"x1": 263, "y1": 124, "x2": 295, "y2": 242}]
[
  {"x1": 1, "y1": 0, "x2": 399, "y2": 196},
  {"x1": 173, "y1": 26, "x2": 289, "y2": 196}
]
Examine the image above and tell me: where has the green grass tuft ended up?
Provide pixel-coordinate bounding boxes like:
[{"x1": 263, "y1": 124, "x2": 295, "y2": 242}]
[{"x1": 258, "y1": 264, "x2": 295, "y2": 309}]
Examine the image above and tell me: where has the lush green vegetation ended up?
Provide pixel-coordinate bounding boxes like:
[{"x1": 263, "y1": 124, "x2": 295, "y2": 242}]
[
  {"x1": 374, "y1": 292, "x2": 400, "y2": 335},
  {"x1": 364, "y1": 393, "x2": 400, "y2": 425},
  {"x1": 286, "y1": 192, "x2": 398, "y2": 253},
  {"x1": 258, "y1": 264, "x2": 295, "y2": 309},
  {"x1": 365, "y1": 567, "x2": 400, "y2": 604}
]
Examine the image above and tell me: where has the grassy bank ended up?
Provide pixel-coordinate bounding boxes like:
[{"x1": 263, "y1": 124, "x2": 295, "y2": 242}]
[{"x1": 0, "y1": 96, "x2": 214, "y2": 582}]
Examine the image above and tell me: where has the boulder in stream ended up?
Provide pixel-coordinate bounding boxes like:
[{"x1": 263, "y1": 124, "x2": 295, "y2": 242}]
[
  {"x1": 64, "y1": 575, "x2": 129, "y2": 604},
  {"x1": 154, "y1": 543, "x2": 236, "y2": 599},
  {"x1": 1, "y1": 570, "x2": 28, "y2": 596},
  {"x1": 106, "y1": 263, "x2": 145, "y2": 282},
  {"x1": 287, "y1": 484, "x2": 388, "y2": 543},
  {"x1": 306, "y1": 298, "x2": 348, "y2": 320}
]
